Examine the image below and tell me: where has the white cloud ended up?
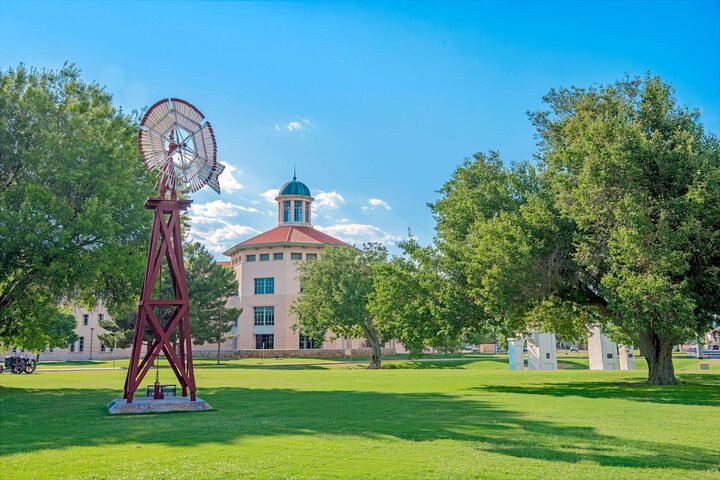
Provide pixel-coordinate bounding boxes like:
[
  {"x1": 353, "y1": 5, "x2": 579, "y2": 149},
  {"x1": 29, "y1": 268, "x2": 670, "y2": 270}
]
[
  {"x1": 261, "y1": 188, "x2": 279, "y2": 203},
  {"x1": 219, "y1": 161, "x2": 243, "y2": 193},
  {"x1": 285, "y1": 118, "x2": 311, "y2": 132},
  {"x1": 190, "y1": 200, "x2": 259, "y2": 218},
  {"x1": 314, "y1": 190, "x2": 346, "y2": 210},
  {"x1": 316, "y1": 223, "x2": 403, "y2": 245},
  {"x1": 188, "y1": 216, "x2": 260, "y2": 253},
  {"x1": 364, "y1": 198, "x2": 391, "y2": 211}
]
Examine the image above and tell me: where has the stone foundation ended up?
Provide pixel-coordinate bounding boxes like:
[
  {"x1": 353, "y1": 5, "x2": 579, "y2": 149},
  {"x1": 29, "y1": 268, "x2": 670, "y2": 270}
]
[{"x1": 107, "y1": 396, "x2": 213, "y2": 415}]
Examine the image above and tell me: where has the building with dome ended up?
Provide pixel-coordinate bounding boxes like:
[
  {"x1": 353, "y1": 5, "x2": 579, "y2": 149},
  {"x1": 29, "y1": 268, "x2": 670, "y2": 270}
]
[{"x1": 223, "y1": 175, "x2": 368, "y2": 351}]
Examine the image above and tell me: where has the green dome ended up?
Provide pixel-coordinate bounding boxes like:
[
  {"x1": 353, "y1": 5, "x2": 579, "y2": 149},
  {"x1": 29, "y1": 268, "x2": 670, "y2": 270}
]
[{"x1": 279, "y1": 178, "x2": 311, "y2": 197}]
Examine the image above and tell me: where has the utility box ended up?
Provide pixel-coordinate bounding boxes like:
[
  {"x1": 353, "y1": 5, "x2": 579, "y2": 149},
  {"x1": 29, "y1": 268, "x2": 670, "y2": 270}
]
[
  {"x1": 618, "y1": 345, "x2": 636, "y2": 370},
  {"x1": 507, "y1": 338, "x2": 525, "y2": 370},
  {"x1": 527, "y1": 332, "x2": 557, "y2": 370},
  {"x1": 588, "y1": 325, "x2": 619, "y2": 370}
]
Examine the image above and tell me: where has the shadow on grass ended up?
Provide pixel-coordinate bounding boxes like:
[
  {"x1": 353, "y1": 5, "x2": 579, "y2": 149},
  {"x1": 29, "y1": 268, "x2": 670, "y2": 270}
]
[
  {"x1": 473, "y1": 376, "x2": 720, "y2": 407},
  {"x1": 1, "y1": 385, "x2": 718, "y2": 472}
]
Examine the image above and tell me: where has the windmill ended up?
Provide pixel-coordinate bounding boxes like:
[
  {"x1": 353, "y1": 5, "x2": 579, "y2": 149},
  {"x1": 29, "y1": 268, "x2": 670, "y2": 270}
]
[{"x1": 122, "y1": 98, "x2": 223, "y2": 404}]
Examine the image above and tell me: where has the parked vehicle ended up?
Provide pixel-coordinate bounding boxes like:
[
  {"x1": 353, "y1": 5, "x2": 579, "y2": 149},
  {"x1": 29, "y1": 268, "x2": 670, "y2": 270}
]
[
  {"x1": 569, "y1": 345, "x2": 578, "y2": 352},
  {"x1": 0, "y1": 355, "x2": 37, "y2": 374}
]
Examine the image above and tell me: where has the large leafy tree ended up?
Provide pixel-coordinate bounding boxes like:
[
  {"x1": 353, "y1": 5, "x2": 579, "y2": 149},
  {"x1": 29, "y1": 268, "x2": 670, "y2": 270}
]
[
  {"x1": 532, "y1": 76, "x2": 719, "y2": 384},
  {"x1": 292, "y1": 244, "x2": 388, "y2": 369},
  {"x1": 426, "y1": 76, "x2": 718, "y2": 384},
  {"x1": 0, "y1": 63, "x2": 155, "y2": 350},
  {"x1": 186, "y1": 242, "x2": 242, "y2": 364}
]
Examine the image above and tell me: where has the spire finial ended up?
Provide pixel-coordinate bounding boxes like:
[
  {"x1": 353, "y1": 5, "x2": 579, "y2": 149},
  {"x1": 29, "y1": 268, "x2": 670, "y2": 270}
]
[{"x1": 293, "y1": 164, "x2": 296, "y2": 181}]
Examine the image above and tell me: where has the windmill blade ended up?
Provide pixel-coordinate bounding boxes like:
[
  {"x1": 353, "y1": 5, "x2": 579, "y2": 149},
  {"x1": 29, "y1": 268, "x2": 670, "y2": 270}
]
[{"x1": 138, "y1": 98, "x2": 222, "y2": 195}]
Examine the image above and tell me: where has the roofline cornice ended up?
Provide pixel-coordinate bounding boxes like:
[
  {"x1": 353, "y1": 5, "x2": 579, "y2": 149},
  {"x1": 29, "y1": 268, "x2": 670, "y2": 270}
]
[{"x1": 223, "y1": 241, "x2": 345, "y2": 256}]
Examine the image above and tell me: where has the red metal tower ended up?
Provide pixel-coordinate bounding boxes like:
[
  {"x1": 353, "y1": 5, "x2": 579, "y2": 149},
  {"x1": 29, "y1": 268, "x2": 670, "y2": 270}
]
[{"x1": 123, "y1": 99, "x2": 223, "y2": 403}]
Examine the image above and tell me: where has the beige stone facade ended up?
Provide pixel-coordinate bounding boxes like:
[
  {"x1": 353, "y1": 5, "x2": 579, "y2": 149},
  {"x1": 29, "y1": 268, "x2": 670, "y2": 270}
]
[
  {"x1": 223, "y1": 176, "x2": 370, "y2": 352},
  {"x1": 38, "y1": 304, "x2": 133, "y2": 361}
]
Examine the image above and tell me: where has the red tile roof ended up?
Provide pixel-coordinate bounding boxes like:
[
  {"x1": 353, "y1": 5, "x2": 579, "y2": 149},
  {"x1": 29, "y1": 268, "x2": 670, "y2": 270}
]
[
  {"x1": 216, "y1": 261, "x2": 232, "y2": 268},
  {"x1": 223, "y1": 225, "x2": 350, "y2": 256}
]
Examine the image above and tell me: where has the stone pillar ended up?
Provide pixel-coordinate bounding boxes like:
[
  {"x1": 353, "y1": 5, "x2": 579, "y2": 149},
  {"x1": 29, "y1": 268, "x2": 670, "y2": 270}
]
[
  {"x1": 507, "y1": 338, "x2": 524, "y2": 370},
  {"x1": 618, "y1": 345, "x2": 636, "y2": 370},
  {"x1": 527, "y1": 332, "x2": 557, "y2": 370},
  {"x1": 588, "y1": 325, "x2": 619, "y2": 370}
]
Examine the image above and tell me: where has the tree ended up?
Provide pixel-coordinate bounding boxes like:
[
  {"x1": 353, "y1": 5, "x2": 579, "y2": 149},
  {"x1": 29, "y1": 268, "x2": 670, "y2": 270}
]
[
  {"x1": 369, "y1": 238, "x2": 469, "y2": 356},
  {"x1": 0, "y1": 63, "x2": 155, "y2": 350},
  {"x1": 97, "y1": 307, "x2": 137, "y2": 351},
  {"x1": 424, "y1": 76, "x2": 718, "y2": 384},
  {"x1": 531, "y1": 76, "x2": 719, "y2": 384},
  {"x1": 4, "y1": 306, "x2": 78, "y2": 358},
  {"x1": 292, "y1": 245, "x2": 388, "y2": 369},
  {"x1": 185, "y1": 242, "x2": 241, "y2": 364}
]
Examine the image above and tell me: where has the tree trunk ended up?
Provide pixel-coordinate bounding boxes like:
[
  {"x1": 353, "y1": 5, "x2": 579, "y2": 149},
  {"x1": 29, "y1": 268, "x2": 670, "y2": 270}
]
[
  {"x1": 217, "y1": 341, "x2": 221, "y2": 366},
  {"x1": 637, "y1": 330, "x2": 679, "y2": 385},
  {"x1": 360, "y1": 320, "x2": 382, "y2": 369}
]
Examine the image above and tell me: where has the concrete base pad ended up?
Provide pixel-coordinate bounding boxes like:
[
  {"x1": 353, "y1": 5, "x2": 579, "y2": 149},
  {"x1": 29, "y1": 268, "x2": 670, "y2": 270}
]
[{"x1": 107, "y1": 396, "x2": 213, "y2": 415}]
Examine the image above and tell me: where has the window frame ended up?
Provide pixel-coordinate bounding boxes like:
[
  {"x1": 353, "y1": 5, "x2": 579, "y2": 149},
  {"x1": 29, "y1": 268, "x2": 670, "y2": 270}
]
[
  {"x1": 246, "y1": 254, "x2": 256, "y2": 262},
  {"x1": 253, "y1": 306, "x2": 275, "y2": 326},
  {"x1": 255, "y1": 334, "x2": 274, "y2": 349},
  {"x1": 291, "y1": 252, "x2": 303, "y2": 260},
  {"x1": 254, "y1": 277, "x2": 275, "y2": 295},
  {"x1": 283, "y1": 200, "x2": 291, "y2": 223}
]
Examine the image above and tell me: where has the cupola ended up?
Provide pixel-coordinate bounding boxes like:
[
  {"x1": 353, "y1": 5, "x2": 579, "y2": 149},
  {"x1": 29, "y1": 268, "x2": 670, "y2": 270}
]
[{"x1": 276, "y1": 173, "x2": 313, "y2": 226}]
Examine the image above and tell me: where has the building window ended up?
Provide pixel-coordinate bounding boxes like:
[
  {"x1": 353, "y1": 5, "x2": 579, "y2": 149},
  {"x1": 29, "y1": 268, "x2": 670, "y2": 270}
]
[
  {"x1": 305, "y1": 202, "x2": 310, "y2": 224},
  {"x1": 253, "y1": 306, "x2": 275, "y2": 326},
  {"x1": 260, "y1": 253, "x2": 270, "y2": 261},
  {"x1": 79, "y1": 336, "x2": 85, "y2": 352},
  {"x1": 294, "y1": 200, "x2": 302, "y2": 222},
  {"x1": 283, "y1": 200, "x2": 291, "y2": 223},
  {"x1": 273, "y1": 252, "x2": 283, "y2": 260},
  {"x1": 254, "y1": 277, "x2": 275, "y2": 295},
  {"x1": 246, "y1": 254, "x2": 256, "y2": 262},
  {"x1": 83, "y1": 314, "x2": 89, "y2": 326},
  {"x1": 98, "y1": 313, "x2": 105, "y2": 321},
  {"x1": 100, "y1": 344, "x2": 106, "y2": 352},
  {"x1": 69, "y1": 342, "x2": 75, "y2": 352},
  {"x1": 299, "y1": 334, "x2": 322, "y2": 349},
  {"x1": 291, "y1": 252, "x2": 302, "y2": 260},
  {"x1": 255, "y1": 334, "x2": 274, "y2": 349},
  {"x1": 306, "y1": 253, "x2": 317, "y2": 261}
]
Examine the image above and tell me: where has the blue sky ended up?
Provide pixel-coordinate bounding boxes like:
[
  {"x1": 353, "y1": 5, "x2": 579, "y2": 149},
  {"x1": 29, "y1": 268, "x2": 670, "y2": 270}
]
[{"x1": 2, "y1": 1, "x2": 719, "y2": 257}]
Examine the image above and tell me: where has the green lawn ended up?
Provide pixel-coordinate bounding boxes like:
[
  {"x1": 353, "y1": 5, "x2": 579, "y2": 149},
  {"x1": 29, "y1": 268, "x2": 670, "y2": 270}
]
[{"x1": 1, "y1": 356, "x2": 718, "y2": 480}]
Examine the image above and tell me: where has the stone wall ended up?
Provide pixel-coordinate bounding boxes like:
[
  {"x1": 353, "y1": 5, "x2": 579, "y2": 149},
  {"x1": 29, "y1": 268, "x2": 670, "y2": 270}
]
[{"x1": 194, "y1": 348, "x2": 398, "y2": 359}]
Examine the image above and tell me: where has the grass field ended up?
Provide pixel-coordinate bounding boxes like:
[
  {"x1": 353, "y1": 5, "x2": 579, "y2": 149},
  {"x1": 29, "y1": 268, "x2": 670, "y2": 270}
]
[{"x1": 1, "y1": 355, "x2": 718, "y2": 480}]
